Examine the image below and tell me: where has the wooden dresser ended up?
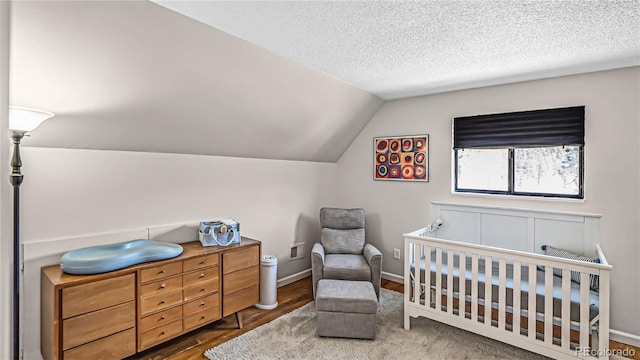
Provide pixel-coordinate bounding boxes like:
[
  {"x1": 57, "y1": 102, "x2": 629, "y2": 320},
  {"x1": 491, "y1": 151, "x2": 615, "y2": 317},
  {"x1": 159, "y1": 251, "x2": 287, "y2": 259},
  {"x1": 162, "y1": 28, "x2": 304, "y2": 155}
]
[{"x1": 41, "y1": 238, "x2": 260, "y2": 360}]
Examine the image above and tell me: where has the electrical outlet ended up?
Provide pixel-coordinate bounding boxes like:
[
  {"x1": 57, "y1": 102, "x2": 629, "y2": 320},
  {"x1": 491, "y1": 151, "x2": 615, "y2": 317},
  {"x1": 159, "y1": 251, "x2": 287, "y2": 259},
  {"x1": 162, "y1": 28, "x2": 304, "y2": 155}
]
[{"x1": 393, "y1": 248, "x2": 401, "y2": 259}]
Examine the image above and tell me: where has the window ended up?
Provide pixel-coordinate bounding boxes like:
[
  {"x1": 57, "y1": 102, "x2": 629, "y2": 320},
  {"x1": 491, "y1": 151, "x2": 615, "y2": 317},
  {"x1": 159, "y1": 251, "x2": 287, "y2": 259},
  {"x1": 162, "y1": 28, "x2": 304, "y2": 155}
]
[{"x1": 453, "y1": 106, "x2": 584, "y2": 199}]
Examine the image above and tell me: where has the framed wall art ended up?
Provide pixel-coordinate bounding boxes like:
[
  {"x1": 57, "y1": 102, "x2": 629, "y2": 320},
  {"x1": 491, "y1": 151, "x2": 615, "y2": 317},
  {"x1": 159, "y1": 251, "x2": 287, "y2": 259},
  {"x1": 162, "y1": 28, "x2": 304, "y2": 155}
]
[{"x1": 374, "y1": 134, "x2": 429, "y2": 182}]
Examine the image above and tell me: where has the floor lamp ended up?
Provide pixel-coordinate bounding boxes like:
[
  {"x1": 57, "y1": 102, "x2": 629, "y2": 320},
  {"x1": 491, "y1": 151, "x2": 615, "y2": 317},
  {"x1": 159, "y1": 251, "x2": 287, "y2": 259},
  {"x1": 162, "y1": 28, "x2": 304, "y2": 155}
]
[{"x1": 8, "y1": 106, "x2": 54, "y2": 360}]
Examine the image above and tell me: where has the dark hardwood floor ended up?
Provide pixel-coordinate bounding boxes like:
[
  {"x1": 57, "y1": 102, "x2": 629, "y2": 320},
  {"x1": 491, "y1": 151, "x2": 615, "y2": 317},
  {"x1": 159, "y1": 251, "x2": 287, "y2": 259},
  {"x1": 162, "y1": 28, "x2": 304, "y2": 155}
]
[{"x1": 128, "y1": 277, "x2": 402, "y2": 360}]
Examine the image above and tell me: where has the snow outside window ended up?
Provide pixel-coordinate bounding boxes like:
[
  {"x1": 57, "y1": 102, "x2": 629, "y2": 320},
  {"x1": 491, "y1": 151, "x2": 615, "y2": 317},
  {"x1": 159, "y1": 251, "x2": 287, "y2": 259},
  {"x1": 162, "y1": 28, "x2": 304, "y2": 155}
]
[{"x1": 455, "y1": 146, "x2": 582, "y2": 199}]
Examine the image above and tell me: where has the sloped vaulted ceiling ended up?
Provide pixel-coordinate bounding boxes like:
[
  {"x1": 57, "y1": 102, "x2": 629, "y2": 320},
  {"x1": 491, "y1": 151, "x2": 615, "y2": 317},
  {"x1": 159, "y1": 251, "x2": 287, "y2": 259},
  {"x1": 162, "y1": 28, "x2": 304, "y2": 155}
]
[
  {"x1": 10, "y1": 1, "x2": 383, "y2": 162},
  {"x1": 10, "y1": 1, "x2": 639, "y2": 161}
]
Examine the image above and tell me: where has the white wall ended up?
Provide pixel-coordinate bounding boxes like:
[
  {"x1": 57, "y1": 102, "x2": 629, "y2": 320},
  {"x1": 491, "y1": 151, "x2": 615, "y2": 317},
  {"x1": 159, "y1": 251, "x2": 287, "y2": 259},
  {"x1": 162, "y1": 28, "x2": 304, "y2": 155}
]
[
  {"x1": 19, "y1": 147, "x2": 335, "y2": 359},
  {"x1": 332, "y1": 67, "x2": 640, "y2": 336},
  {"x1": 0, "y1": 1, "x2": 12, "y2": 359}
]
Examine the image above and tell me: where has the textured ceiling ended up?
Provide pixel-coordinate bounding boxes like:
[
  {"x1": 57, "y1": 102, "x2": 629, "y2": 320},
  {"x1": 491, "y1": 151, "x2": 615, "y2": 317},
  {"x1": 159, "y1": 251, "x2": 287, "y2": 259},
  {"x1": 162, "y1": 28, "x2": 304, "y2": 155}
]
[
  {"x1": 154, "y1": 0, "x2": 640, "y2": 99},
  {"x1": 10, "y1": 1, "x2": 383, "y2": 162}
]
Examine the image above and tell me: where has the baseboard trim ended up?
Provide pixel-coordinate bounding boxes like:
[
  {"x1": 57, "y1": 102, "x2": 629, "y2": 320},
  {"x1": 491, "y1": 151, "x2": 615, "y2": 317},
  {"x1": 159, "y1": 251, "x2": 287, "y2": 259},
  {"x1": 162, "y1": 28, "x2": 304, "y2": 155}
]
[
  {"x1": 381, "y1": 271, "x2": 403, "y2": 283},
  {"x1": 277, "y1": 268, "x2": 311, "y2": 288},
  {"x1": 610, "y1": 329, "x2": 640, "y2": 348}
]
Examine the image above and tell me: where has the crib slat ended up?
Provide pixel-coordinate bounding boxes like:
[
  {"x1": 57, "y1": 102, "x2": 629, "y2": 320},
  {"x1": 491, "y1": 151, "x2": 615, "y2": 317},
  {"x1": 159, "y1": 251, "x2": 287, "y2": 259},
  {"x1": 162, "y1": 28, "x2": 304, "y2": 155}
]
[
  {"x1": 459, "y1": 251, "x2": 466, "y2": 319},
  {"x1": 599, "y1": 270, "x2": 610, "y2": 357},
  {"x1": 485, "y1": 256, "x2": 492, "y2": 326},
  {"x1": 561, "y1": 269, "x2": 571, "y2": 350},
  {"x1": 447, "y1": 251, "x2": 454, "y2": 314},
  {"x1": 471, "y1": 254, "x2": 478, "y2": 322},
  {"x1": 498, "y1": 258, "x2": 506, "y2": 330},
  {"x1": 513, "y1": 261, "x2": 521, "y2": 335},
  {"x1": 579, "y1": 272, "x2": 589, "y2": 349},
  {"x1": 436, "y1": 248, "x2": 442, "y2": 311},
  {"x1": 413, "y1": 243, "x2": 422, "y2": 307},
  {"x1": 528, "y1": 264, "x2": 537, "y2": 340},
  {"x1": 424, "y1": 246, "x2": 431, "y2": 308},
  {"x1": 544, "y1": 266, "x2": 553, "y2": 344}
]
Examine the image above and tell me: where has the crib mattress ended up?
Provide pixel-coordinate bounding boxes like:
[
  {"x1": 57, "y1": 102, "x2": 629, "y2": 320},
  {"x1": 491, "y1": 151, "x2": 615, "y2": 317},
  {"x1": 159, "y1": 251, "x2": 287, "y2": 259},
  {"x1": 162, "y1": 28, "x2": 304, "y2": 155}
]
[{"x1": 409, "y1": 254, "x2": 599, "y2": 322}]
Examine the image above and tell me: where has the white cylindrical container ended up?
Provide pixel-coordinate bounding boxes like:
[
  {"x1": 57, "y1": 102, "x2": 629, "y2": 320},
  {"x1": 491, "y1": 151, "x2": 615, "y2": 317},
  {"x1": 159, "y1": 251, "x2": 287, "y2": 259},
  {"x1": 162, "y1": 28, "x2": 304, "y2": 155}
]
[{"x1": 255, "y1": 255, "x2": 278, "y2": 310}]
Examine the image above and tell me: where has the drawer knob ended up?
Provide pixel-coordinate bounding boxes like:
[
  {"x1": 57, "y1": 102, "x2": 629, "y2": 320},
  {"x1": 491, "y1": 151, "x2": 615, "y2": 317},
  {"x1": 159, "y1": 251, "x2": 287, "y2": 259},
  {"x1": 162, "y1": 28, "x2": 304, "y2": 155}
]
[
  {"x1": 200, "y1": 316, "x2": 206, "y2": 320},
  {"x1": 199, "y1": 273, "x2": 205, "y2": 278},
  {"x1": 199, "y1": 288, "x2": 205, "y2": 292},
  {"x1": 160, "y1": 315, "x2": 165, "y2": 320},
  {"x1": 159, "y1": 300, "x2": 165, "y2": 305},
  {"x1": 158, "y1": 270, "x2": 165, "y2": 274},
  {"x1": 160, "y1": 331, "x2": 165, "y2": 336},
  {"x1": 200, "y1": 302, "x2": 205, "y2": 307},
  {"x1": 160, "y1": 283, "x2": 166, "y2": 289},
  {"x1": 199, "y1": 261, "x2": 206, "y2": 265}
]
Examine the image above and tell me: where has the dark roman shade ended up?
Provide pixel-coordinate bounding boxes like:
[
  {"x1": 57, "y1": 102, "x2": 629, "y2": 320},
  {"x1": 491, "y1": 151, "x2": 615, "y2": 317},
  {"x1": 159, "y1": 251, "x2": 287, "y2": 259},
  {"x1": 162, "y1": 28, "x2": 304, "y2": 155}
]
[{"x1": 453, "y1": 106, "x2": 585, "y2": 149}]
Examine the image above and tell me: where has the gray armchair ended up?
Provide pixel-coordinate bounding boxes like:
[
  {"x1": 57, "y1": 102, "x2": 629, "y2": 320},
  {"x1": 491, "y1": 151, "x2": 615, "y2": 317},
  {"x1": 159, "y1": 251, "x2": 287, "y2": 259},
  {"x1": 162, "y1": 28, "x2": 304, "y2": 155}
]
[{"x1": 311, "y1": 207, "x2": 382, "y2": 299}]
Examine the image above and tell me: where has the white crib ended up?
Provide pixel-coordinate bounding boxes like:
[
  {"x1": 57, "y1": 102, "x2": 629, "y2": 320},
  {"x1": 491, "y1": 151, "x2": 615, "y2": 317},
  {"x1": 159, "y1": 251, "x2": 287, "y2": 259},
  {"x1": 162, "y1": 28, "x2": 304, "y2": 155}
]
[{"x1": 403, "y1": 203, "x2": 612, "y2": 360}]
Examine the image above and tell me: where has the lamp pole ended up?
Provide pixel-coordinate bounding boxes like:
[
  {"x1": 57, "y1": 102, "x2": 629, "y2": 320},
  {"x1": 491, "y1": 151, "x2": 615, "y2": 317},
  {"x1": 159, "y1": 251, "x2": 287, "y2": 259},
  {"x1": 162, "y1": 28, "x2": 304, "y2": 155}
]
[
  {"x1": 10, "y1": 130, "x2": 25, "y2": 360},
  {"x1": 8, "y1": 106, "x2": 54, "y2": 360}
]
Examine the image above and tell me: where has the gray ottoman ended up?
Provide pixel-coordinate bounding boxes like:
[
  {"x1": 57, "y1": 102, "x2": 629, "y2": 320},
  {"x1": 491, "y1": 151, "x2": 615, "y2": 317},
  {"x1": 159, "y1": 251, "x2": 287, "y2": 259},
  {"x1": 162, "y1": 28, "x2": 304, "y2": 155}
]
[{"x1": 315, "y1": 279, "x2": 378, "y2": 339}]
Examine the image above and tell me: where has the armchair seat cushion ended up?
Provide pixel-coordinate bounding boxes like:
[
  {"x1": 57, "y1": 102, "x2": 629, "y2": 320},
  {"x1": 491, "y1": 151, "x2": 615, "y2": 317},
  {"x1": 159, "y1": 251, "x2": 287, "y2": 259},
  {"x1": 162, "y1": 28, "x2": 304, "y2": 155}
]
[{"x1": 323, "y1": 254, "x2": 371, "y2": 281}]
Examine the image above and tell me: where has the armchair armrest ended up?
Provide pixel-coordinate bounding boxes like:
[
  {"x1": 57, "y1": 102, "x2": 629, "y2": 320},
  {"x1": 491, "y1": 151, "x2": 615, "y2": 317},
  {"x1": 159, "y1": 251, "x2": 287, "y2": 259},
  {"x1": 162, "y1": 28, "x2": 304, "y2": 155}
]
[
  {"x1": 311, "y1": 243, "x2": 325, "y2": 299},
  {"x1": 364, "y1": 243, "x2": 382, "y2": 299},
  {"x1": 364, "y1": 243, "x2": 382, "y2": 265}
]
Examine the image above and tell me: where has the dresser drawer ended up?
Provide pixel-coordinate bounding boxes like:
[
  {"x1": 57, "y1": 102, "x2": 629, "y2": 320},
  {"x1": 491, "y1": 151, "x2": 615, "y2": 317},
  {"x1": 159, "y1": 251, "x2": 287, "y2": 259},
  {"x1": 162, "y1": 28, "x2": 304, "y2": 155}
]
[
  {"x1": 139, "y1": 306, "x2": 182, "y2": 332},
  {"x1": 62, "y1": 274, "x2": 134, "y2": 319},
  {"x1": 183, "y1": 293, "x2": 219, "y2": 315},
  {"x1": 183, "y1": 278, "x2": 218, "y2": 301},
  {"x1": 223, "y1": 265, "x2": 258, "y2": 295},
  {"x1": 140, "y1": 276, "x2": 182, "y2": 298},
  {"x1": 140, "y1": 289, "x2": 183, "y2": 315},
  {"x1": 138, "y1": 319, "x2": 182, "y2": 351},
  {"x1": 140, "y1": 261, "x2": 182, "y2": 283},
  {"x1": 183, "y1": 307, "x2": 221, "y2": 332},
  {"x1": 183, "y1": 267, "x2": 218, "y2": 287},
  {"x1": 183, "y1": 253, "x2": 219, "y2": 272},
  {"x1": 62, "y1": 301, "x2": 135, "y2": 350},
  {"x1": 223, "y1": 246, "x2": 259, "y2": 274},
  {"x1": 223, "y1": 284, "x2": 259, "y2": 317},
  {"x1": 62, "y1": 328, "x2": 136, "y2": 360}
]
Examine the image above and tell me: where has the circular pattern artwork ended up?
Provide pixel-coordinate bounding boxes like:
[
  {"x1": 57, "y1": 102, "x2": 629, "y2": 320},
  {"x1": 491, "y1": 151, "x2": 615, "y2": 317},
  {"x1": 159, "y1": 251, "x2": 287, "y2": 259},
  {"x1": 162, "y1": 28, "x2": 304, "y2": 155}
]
[
  {"x1": 374, "y1": 135, "x2": 428, "y2": 181},
  {"x1": 402, "y1": 138, "x2": 413, "y2": 152},
  {"x1": 376, "y1": 139, "x2": 389, "y2": 153},
  {"x1": 389, "y1": 165, "x2": 401, "y2": 178},
  {"x1": 402, "y1": 165, "x2": 414, "y2": 179},
  {"x1": 401, "y1": 153, "x2": 414, "y2": 165},
  {"x1": 389, "y1": 139, "x2": 401, "y2": 153},
  {"x1": 377, "y1": 164, "x2": 388, "y2": 177}
]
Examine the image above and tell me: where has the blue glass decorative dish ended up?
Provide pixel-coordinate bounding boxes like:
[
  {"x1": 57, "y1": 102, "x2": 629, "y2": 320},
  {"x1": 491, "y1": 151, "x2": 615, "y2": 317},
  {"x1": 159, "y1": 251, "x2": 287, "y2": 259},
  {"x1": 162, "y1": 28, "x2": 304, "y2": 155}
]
[{"x1": 60, "y1": 239, "x2": 184, "y2": 275}]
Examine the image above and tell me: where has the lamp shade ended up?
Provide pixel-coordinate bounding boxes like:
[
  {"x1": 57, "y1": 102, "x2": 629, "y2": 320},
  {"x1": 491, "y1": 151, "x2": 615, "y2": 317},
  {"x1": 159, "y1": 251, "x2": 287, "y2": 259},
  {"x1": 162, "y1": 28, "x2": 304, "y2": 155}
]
[{"x1": 9, "y1": 106, "x2": 55, "y2": 132}]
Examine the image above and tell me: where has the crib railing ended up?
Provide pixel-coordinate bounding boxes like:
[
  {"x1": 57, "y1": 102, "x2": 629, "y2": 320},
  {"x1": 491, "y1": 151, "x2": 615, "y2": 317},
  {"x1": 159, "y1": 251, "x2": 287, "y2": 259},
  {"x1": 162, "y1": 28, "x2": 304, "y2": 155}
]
[{"x1": 404, "y1": 227, "x2": 612, "y2": 360}]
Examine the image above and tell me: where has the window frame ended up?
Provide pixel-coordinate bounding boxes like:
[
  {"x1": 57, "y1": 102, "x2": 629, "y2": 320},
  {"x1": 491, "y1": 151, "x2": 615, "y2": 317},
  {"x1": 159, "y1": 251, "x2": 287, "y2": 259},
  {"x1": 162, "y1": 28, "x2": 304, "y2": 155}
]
[{"x1": 454, "y1": 146, "x2": 584, "y2": 199}]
